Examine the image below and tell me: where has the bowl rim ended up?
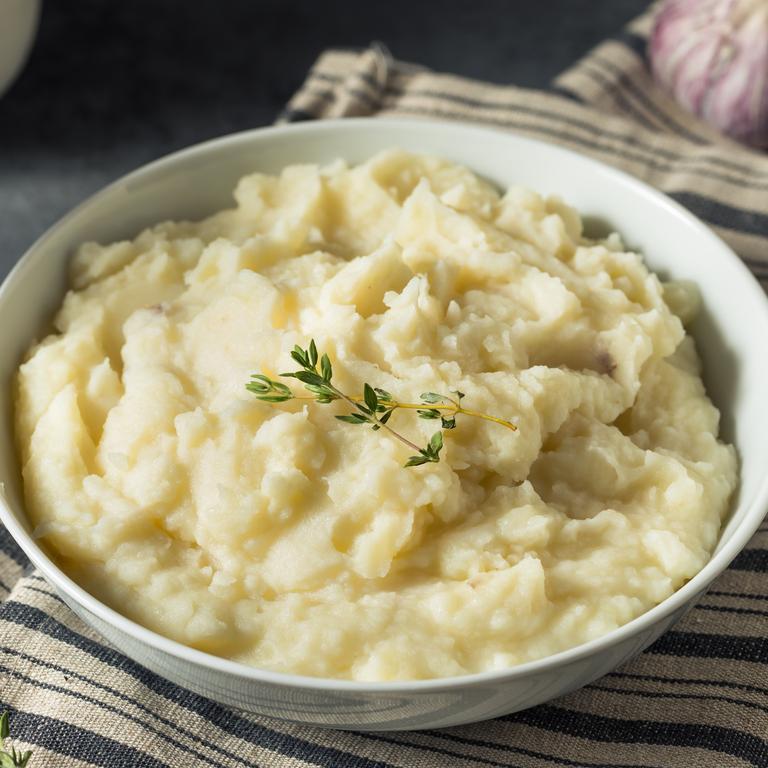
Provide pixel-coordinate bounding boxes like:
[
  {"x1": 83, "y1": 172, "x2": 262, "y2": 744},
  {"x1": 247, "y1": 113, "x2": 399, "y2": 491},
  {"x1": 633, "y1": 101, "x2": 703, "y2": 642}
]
[{"x1": 2, "y1": 116, "x2": 768, "y2": 693}]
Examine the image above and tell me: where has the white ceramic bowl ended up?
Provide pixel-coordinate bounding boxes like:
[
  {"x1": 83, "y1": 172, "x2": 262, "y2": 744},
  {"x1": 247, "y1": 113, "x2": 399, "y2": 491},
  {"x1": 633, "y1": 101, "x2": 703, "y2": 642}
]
[
  {"x1": 0, "y1": 0, "x2": 40, "y2": 97},
  {"x1": 1, "y1": 119, "x2": 767, "y2": 731}
]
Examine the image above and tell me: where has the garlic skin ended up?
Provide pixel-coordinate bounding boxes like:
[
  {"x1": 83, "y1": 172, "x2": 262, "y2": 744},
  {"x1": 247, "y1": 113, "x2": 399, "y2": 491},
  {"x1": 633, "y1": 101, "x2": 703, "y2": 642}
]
[{"x1": 649, "y1": 0, "x2": 768, "y2": 148}]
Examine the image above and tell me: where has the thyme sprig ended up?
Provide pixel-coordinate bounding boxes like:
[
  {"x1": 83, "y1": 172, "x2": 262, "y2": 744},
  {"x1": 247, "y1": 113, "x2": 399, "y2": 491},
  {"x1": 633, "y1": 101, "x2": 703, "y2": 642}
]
[
  {"x1": 246, "y1": 340, "x2": 516, "y2": 468},
  {"x1": 0, "y1": 712, "x2": 32, "y2": 768}
]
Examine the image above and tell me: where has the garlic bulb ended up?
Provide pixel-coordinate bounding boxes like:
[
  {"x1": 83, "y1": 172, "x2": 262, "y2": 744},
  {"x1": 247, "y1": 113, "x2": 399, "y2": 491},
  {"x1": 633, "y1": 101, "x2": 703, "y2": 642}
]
[{"x1": 649, "y1": 0, "x2": 768, "y2": 147}]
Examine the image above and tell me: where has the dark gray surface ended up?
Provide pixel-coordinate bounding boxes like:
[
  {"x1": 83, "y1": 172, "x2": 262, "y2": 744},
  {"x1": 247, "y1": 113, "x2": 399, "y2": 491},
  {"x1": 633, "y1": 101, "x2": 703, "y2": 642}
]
[{"x1": 0, "y1": 0, "x2": 646, "y2": 278}]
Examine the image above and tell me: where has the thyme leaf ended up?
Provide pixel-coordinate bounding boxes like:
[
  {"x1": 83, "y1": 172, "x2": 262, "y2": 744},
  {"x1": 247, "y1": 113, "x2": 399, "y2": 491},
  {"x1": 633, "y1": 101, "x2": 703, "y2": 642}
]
[
  {"x1": 246, "y1": 340, "x2": 517, "y2": 467},
  {"x1": 0, "y1": 713, "x2": 32, "y2": 767}
]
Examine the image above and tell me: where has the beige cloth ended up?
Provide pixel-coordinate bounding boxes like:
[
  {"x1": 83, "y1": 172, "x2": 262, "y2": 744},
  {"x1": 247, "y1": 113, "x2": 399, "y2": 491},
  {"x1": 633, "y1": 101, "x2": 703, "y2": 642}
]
[{"x1": 2, "y1": 9, "x2": 767, "y2": 768}]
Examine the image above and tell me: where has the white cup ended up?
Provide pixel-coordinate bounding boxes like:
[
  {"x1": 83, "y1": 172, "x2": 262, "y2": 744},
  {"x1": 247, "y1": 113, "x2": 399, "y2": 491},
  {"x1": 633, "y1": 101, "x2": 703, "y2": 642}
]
[{"x1": 0, "y1": 0, "x2": 41, "y2": 97}]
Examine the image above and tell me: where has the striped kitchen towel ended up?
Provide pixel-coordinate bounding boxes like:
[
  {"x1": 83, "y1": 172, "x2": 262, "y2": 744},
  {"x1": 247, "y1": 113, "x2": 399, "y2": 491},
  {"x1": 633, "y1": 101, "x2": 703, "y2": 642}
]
[{"x1": 2, "y1": 8, "x2": 767, "y2": 768}]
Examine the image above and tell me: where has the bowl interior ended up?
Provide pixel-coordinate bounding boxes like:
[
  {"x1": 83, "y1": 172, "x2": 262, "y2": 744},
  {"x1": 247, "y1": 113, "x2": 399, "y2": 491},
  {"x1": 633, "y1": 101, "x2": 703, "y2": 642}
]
[{"x1": 1, "y1": 118, "x2": 767, "y2": 665}]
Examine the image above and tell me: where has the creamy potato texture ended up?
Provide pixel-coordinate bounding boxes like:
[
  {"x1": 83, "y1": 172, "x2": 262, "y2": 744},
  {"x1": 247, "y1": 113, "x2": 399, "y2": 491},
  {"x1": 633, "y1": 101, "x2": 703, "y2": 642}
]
[{"x1": 16, "y1": 151, "x2": 737, "y2": 680}]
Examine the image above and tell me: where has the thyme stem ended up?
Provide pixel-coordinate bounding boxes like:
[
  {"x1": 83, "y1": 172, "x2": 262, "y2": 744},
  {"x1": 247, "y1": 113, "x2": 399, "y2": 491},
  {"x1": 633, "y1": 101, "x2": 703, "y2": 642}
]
[
  {"x1": 290, "y1": 396, "x2": 518, "y2": 432},
  {"x1": 246, "y1": 340, "x2": 517, "y2": 467},
  {"x1": 322, "y1": 384, "x2": 424, "y2": 454}
]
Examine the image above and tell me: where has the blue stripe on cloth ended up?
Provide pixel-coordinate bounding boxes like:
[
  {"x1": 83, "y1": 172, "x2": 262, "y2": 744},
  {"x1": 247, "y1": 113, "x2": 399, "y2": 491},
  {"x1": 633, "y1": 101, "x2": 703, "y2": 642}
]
[
  {"x1": 588, "y1": 682, "x2": 768, "y2": 715},
  {"x1": 0, "y1": 527, "x2": 27, "y2": 566},
  {"x1": 695, "y1": 603, "x2": 768, "y2": 619},
  {"x1": 649, "y1": 630, "x2": 768, "y2": 662},
  {"x1": 510, "y1": 705, "x2": 768, "y2": 767},
  {"x1": 610, "y1": 671, "x2": 768, "y2": 698},
  {"x1": 21, "y1": 585, "x2": 65, "y2": 603},
  {"x1": 613, "y1": 30, "x2": 648, "y2": 57},
  {"x1": 708, "y1": 589, "x2": 768, "y2": 602},
  {"x1": 669, "y1": 193, "x2": 768, "y2": 239},
  {"x1": 730, "y1": 548, "x2": 768, "y2": 572}
]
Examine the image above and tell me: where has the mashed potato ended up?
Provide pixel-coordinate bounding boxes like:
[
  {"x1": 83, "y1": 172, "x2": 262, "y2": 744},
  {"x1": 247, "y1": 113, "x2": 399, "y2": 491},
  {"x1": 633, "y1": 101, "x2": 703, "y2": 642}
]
[{"x1": 15, "y1": 150, "x2": 737, "y2": 680}]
